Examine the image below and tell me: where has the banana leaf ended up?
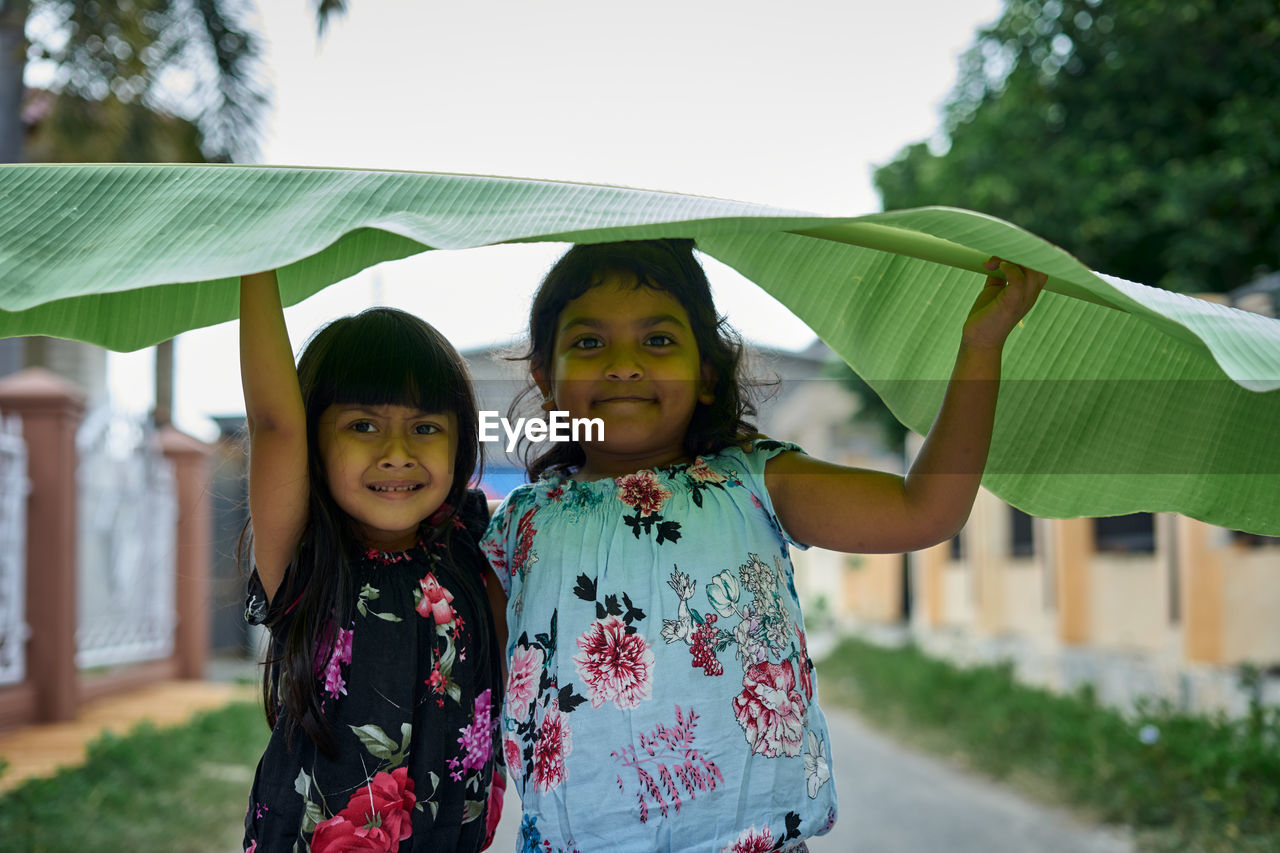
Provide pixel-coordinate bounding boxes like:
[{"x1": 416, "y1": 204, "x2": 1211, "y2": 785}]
[{"x1": 1, "y1": 164, "x2": 1277, "y2": 534}]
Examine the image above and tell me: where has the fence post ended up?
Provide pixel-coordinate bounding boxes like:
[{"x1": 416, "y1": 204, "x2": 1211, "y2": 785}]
[
  {"x1": 0, "y1": 369, "x2": 85, "y2": 722},
  {"x1": 159, "y1": 426, "x2": 214, "y2": 680}
]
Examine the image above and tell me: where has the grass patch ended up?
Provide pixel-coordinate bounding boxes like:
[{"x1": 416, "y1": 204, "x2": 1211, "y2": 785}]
[
  {"x1": 818, "y1": 637, "x2": 1280, "y2": 853},
  {"x1": 0, "y1": 700, "x2": 270, "y2": 853}
]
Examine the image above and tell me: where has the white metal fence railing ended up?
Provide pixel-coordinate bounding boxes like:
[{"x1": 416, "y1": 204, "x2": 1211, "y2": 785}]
[
  {"x1": 75, "y1": 408, "x2": 177, "y2": 670},
  {"x1": 0, "y1": 413, "x2": 29, "y2": 686}
]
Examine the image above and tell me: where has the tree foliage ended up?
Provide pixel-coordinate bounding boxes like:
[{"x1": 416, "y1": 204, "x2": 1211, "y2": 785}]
[
  {"x1": 18, "y1": 0, "x2": 268, "y2": 163},
  {"x1": 874, "y1": 0, "x2": 1280, "y2": 293}
]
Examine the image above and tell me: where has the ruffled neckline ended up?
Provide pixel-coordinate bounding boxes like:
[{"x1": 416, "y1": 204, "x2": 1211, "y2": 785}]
[
  {"x1": 539, "y1": 457, "x2": 697, "y2": 490},
  {"x1": 361, "y1": 538, "x2": 433, "y2": 566}
]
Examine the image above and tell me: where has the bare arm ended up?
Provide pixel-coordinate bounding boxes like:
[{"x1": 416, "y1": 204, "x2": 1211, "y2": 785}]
[
  {"x1": 484, "y1": 562, "x2": 509, "y2": 679},
  {"x1": 767, "y1": 259, "x2": 1045, "y2": 554},
  {"x1": 241, "y1": 270, "x2": 309, "y2": 601}
]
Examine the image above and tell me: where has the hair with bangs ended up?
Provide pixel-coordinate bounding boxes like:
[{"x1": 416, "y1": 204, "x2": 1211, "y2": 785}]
[
  {"x1": 258, "y1": 307, "x2": 486, "y2": 757},
  {"x1": 517, "y1": 239, "x2": 759, "y2": 479}
]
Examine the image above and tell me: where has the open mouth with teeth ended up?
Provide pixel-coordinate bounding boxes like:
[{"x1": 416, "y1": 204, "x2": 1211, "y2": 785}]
[{"x1": 368, "y1": 483, "x2": 423, "y2": 493}]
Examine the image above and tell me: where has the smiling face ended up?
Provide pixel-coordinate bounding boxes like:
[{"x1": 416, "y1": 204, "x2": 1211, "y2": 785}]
[
  {"x1": 316, "y1": 403, "x2": 457, "y2": 551},
  {"x1": 538, "y1": 272, "x2": 714, "y2": 478}
]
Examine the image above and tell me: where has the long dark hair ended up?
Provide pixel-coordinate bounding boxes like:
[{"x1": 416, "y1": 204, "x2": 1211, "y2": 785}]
[
  {"x1": 253, "y1": 307, "x2": 484, "y2": 757},
  {"x1": 518, "y1": 239, "x2": 759, "y2": 480}
]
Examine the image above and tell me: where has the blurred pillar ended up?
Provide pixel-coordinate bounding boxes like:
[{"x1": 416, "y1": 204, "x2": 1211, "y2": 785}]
[
  {"x1": 160, "y1": 426, "x2": 213, "y2": 679},
  {"x1": 153, "y1": 340, "x2": 173, "y2": 427},
  {"x1": 1178, "y1": 518, "x2": 1223, "y2": 664},
  {"x1": 0, "y1": 368, "x2": 84, "y2": 722},
  {"x1": 1053, "y1": 518, "x2": 1091, "y2": 645},
  {"x1": 909, "y1": 543, "x2": 948, "y2": 629}
]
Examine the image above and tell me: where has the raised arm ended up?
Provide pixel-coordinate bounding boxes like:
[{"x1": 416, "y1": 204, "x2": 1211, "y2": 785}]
[
  {"x1": 241, "y1": 270, "x2": 310, "y2": 601},
  {"x1": 767, "y1": 259, "x2": 1046, "y2": 554}
]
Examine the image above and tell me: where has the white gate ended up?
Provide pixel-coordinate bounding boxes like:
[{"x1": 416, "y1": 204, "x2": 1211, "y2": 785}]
[
  {"x1": 0, "y1": 414, "x2": 29, "y2": 686},
  {"x1": 75, "y1": 408, "x2": 178, "y2": 670}
]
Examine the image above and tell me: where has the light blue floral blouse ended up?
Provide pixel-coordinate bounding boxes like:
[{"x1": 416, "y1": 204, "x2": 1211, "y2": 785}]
[{"x1": 481, "y1": 440, "x2": 837, "y2": 853}]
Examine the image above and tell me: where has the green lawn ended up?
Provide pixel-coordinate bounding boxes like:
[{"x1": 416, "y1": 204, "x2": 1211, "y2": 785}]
[{"x1": 0, "y1": 700, "x2": 269, "y2": 853}]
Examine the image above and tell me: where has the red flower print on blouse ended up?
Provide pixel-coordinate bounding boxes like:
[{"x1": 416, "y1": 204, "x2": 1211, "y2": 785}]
[
  {"x1": 796, "y1": 629, "x2": 814, "y2": 701},
  {"x1": 687, "y1": 457, "x2": 726, "y2": 484},
  {"x1": 310, "y1": 767, "x2": 416, "y2": 853},
  {"x1": 504, "y1": 735, "x2": 523, "y2": 779},
  {"x1": 573, "y1": 614, "x2": 655, "y2": 710},
  {"x1": 731, "y1": 660, "x2": 806, "y2": 759},
  {"x1": 719, "y1": 825, "x2": 776, "y2": 853},
  {"x1": 512, "y1": 506, "x2": 539, "y2": 577},
  {"x1": 506, "y1": 643, "x2": 544, "y2": 721},
  {"x1": 416, "y1": 572, "x2": 456, "y2": 626},
  {"x1": 616, "y1": 470, "x2": 671, "y2": 516},
  {"x1": 533, "y1": 699, "x2": 572, "y2": 792}
]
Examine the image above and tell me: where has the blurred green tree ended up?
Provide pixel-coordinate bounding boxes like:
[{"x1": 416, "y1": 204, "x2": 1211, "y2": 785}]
[
  {"x1": 1, "y1": 0, "x2": 278, "y2": 164},
  {"x1": 874, "y1": 0, "x2": 1280, "y2": 293},
  {"x1": 0, "y1": 0, "x2": 346, "y2": 418}
]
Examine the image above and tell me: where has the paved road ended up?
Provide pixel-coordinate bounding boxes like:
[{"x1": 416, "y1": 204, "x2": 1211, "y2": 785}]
[
  {"x1": 806, "y1": 706, "x2": 1133, "y2": 853},
  {"x1": 491, "y1": 705, "x2": 1134, "y2": 852}
]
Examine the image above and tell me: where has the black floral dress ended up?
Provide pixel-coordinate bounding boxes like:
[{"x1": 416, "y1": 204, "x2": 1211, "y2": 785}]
[{"x1": 243, "y1": 491, "x2": 505, "y2": 853}]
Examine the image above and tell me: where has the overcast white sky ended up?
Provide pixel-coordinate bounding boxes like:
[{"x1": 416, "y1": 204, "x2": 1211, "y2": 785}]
[{"x1": 106, "y1": 0, "x2": 1004, "y2": 438}]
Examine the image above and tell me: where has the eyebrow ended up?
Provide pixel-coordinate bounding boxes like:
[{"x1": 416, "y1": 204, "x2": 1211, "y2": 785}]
[{"x1": 558, "y1": 313, "x2": 690, "y2": 334}]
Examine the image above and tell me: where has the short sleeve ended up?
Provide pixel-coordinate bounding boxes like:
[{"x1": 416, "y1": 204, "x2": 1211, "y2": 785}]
[
  {"x1": 715, "y1": 438, "x2": 810, "y2": 550},
  {"x1": 244, "y1": 568, "x2": 287, "y2": 627},
  {"x1": 479, "y1": 486, "x2": 535, "y2": 597}
]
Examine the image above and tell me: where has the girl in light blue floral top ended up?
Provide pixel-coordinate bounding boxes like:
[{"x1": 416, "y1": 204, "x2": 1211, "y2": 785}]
[{"x1": 481, "y1": 240, "x2": 1045, "y2": 853}]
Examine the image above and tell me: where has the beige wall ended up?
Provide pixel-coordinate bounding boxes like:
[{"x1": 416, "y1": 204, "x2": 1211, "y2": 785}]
[
  {"x1": 1087, "y1": 553, "x2": 1171, "y2": 653},
  {"x1": 840, "y1": 552, "x2": 902, "y2": 624},
  {"x1": 836, "y1": 496, "x2": 1280, "y2": 687},
  {"x1": 1222, "y1": 547, "x2": 1280, "y2": 663}
]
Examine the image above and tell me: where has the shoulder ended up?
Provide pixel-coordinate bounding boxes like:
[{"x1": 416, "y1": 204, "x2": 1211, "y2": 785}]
[{"x1": 706, "y1": 438, "x2": 806, "y2": 477}]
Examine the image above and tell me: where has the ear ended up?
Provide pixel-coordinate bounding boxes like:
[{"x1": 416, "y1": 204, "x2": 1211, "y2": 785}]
[
  {"x1": 531, "y1": 363, "x2": 549, "y2": 394},
  {"x1": 532, "y1": 364, "x2": 556, "y2": 409},
  {"x1": 697, "y1": 362, "x2": 716, "y2": 406}
]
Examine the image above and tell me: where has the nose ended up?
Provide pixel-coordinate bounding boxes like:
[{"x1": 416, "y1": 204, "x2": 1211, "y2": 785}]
[
  {"x1": 378, "y1": 433, "x2": 417, "y2": 469},
  {"x1": 605, "y1": 348, "x2": 644, "y2": 381}
]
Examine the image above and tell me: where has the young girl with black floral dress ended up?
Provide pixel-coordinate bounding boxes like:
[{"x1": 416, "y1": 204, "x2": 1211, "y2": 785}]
[
  {"x1": 481, "y1": 240, "x2": 1045, "y2": 852},
  {"x1": 239, "y1": 271, "x2": 506, "y2": 852}
]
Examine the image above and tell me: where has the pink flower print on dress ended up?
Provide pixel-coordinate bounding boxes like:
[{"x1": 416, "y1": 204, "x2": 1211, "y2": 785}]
[
  {"x1": 533, "y1": 699, "x2": 572, "y2": 792},
  {"x1": 732, "y1": 660, "x2": 806, "y2": 758},
  {"x1": 616, "y1": 470, "x2": 671, "y2": 516},
  {"x1": 449, "y1": 688, "x2": 496, "y2": 781},
  {"x1": 573, "y1": 614, "x2": 655, "y2": 710},
  {"x1": 318, "y1": 626, "x2": 354, "y2": 700},
  {"x1": 456, "y1": 689, "x2": 495, "y2": 773},
  {"x1": 720, "y1": 825, "x2": 775, "y2": 853},
  {"x1": 506, "y1": 644, "x2": 544, "y2": 721},
  {"x1": 416, "y1": 572, "x2": 456, "y2": 626}
]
